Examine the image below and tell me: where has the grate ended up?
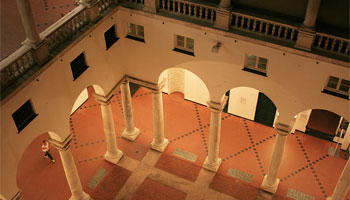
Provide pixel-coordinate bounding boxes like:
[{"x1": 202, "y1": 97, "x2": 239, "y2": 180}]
[
  {"x1": 227, "y1": 168, "x2": 253, "y2": 182},
  {"x1": 173, "y1": 148, "x2": 198, "y2": 162},
  {"x1": 287, "y1": 188, "x2": 315, "y2": 200},
  {"x1": 87, "y1": 168, "x2": 108, "y2": 189}
]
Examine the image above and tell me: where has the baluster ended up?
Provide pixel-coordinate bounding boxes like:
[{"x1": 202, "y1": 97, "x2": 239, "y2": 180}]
[
  {"x1": 265, "y1": 23, "x2": 269, "y2": 34},
  {"x1": 277, "y1": 26, "x2": 282, "y2": 37},
  {"x1": 259, "y1": 21, "x2": 263, "y2": 32},
  {"x1": 194, "y1": 5, "x2": 197, "y2": 17},
  {"x1": 211, "y1": 9, "x2": 215, "y2": 21},
  {"x1": 200, "y1": 7, "x2": 203, "y2": 18},
  {"x1": 252, "y1": 20, "x2": 257, "y2": 31},
  {"x1": 271, "y1": 24, "x2": 276, "y2": 36},
  {"x1": 161, "y1": 0, "x2": 165, "y2": 9},
  {"x1": 205, "y1": 8, "x2": 208, "y2": 20},
  {"x1": 177, "y1": 1, "x2": 181, "y2": 13},
  {"x1": 167, "y1": 0, "x2": 170, "y2": 10},
  {"x1": 234, "y1": 15, "x2": 239, "y2": 27},
  {"x1": 337, "y1": 41, "x2": 344, "y2": 52},
  {"x1": 331, "y1": 39, "x2": 337, "y2": 52},
  {"x1": 172, "y1": 0, "x2": 175, "y2": 12},
  {"x1": 324, "y1": 37, "x2": 330, "y2": 49},
  {"x1": 246, "y1": 18, "x2": 251, "y2": 30},
  {"x1": 345, "y1": 45, "x2": 349, "y2": 55},
  {"x1": 27, "y1": 51, "x2": 34, "y2": 65},
  {"x1": 290, "y1": 29, "x2": 295, "y2": 40},
  {"x1": 284, "y1": 28, "x2": 289, "y2": 39}
]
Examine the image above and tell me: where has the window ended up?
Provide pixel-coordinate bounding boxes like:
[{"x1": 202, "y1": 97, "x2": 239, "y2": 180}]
[
  {"x1": 70, "y1": 52, "x2": 89, "y2": 81},
  {"x1": 173, "y1": 35, "x2": 194, "y2": 56},
  {"x1": 126, "y1": 23, "x2": 145, "y2": 42},
  {"x1": 323, "y1": 76, "x2": 350, "y2": 99},
  {"x1": 243, "y1": 54, "x2": 268, "y2": 76},
  {"x1": 12, "y1": 100, "x2": 38, "y2": 133},
  {"x1": 104, "y1": 25, "x2": 119, "y2": 50}
]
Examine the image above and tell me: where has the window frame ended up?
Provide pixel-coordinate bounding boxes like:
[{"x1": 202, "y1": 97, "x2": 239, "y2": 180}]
[
  {"x1": 242, "y1": 54, "x2": 268, "y2": 76},
  {"x1": 173, "y1": 34, "x2": 195, "y2": 56},
  {"x1": 323, "y1": 76, "x2": 350, "y2": 99},
  {"x1": 12, "y1": 99, "x2": 38, "y2": 133},
  {"x1": 104, "y1": 25, "x2": 119, "y2": 50},
  {"x1": 70, "y1": 52, "x2": 89, "y2": 81},
  {"x1": 126, "y1": 23, "x2": 145, "y2": 42}
]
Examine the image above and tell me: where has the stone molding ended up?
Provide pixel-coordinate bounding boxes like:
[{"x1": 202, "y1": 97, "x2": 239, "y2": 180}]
[
  {"x1": 49, "y1": 134, "x2": 73, "y2": 151},
  {"x1": 275, "y1": 123, "x2": 291, "y2": 136},
  {"x1": 207, "y1": 96, "x2": 228, "y2": 113},
  {"x1": 94, "y1": 93, "x2": 114, "y2": 106}
]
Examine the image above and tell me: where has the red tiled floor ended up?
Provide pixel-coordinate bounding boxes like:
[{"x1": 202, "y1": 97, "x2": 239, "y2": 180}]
[
  {"x1": 132, "y1": 177, "x2": 187, "y2": 200},
  {"x1": 17, "y1": 86, "x2": 349, "y2": 200},
  {"x1": 155, "y1": 153, "x2": 202, "y2": 182},
  {"x1": 209, "y1": 173, "x2": 260, "y2": 200}
]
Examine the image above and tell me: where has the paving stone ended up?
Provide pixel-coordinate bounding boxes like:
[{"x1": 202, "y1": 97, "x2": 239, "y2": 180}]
[
  {"x1": 227, "y1": 168, "x2": 253, "y2": 183},
  {"x1": 287, "y1": 188, "x2": 315, "y2": 200},
  {"x1": 173, "y1": 148, "x2": 198, "y2": 162}
]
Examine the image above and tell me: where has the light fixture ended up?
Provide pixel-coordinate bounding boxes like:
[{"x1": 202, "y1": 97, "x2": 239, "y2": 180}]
[{"x1": 211, "y1": 42, "x2": 221, "y2": 54}]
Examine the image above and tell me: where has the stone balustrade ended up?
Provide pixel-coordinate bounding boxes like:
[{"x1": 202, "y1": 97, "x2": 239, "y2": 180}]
[
  {"x1": 313, "y1": 32, "x2": 350, "y2": 57},
  {"x1": 159, "y1": 0, "x2": 216, "y2": 23},
  {"x1": 98, "y1": 0, "x2": 114, "y2": 12},
  {"x1": 0, "y1": 46, "x2": 36, "y2": 89},
  {"x1": 231, "y1": 11, "x2": 299, "y2": 43},
  {"x1": 41, "y1": 5, "x2": 88, "y2": 51},
  {"x1": 127, "y1": 0, "x2": 145, "y2": 5}
]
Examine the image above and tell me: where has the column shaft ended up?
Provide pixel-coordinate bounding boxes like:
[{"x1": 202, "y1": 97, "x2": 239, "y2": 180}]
[
  {"x1": 207, "y1": 111, "x2": 222, "y2": 164},
  {"x1": 100, "y1": 103, "x2": 123, "y2": 164},
  {"x1": 151, "y1": 90, "x2": 169, "y2": 152},
  {"x1": 328, "y1": 158, "x2": 350, "y2": 200},
  {"x1": 121, "y1": 82, "x2": 140, "y2": 141},
  {"x1": 16, "y1": 0, "x2": 40, "y2": 44},
  {"x1": 303, "y1": 0, "x2": 322, "y2": 28},
  {"x1": 59, "y1": 148, "x2": 90, "y2": 200},
  {"x1": 261, "y1": 123, "x2": 290, "y2": 193}
]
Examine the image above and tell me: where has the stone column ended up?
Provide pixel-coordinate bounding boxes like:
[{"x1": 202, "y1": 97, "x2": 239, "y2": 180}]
[
  {"x1": 327, "y1": 158, "x2": 350, "y2": 200},
  {"x1": 219, "y1": 0, "x2": 232, "y2": 10},
  {"x1": 121, "y1": 81, "x2": 140, "y2": 141},
  {"x1": 49, "y1": 136, "x2": 91, "y2": 200},
  {"x1": 94, "y1": 94, "x2": 123, "y2": 164},
  {"x1": 16, "y1": 0, "x2": 49, "y2": 64},
  {"x1": 261, "y1": 122, "x2": 292, "y2": 193},
  {"x1": 203, "y1": 96, "x2": 228, "y2": 172},
  {"x1": 295, "y1": 0, "x2": 321, "y2": 50},
  {"x1": 150, "y1": 81, "x2": 169, "y2": 152},
  {"x1": 302, "y1": 0, "x2": 322, "y2": 29}
]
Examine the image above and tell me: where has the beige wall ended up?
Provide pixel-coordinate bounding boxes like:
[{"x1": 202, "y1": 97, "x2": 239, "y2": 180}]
[
  {"x1": 227, "y1": 87, "x2": 259, "y2": 121},
  {"x1": 1, "y1": 6, "x2": 350, "y2": 199}
]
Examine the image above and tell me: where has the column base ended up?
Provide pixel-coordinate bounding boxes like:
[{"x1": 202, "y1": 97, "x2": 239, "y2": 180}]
[
  {"x1": 260, "y1": 175, "x2": 280, "y2": 194},
  {"x1": 104, "y1": 149, "x2": 123, "y2": 164},
  {"x1": 151, "y1": 138, "x2": 169, "y2": 152},
  {"x1": 69, "y1": 192, "x2": 91, "y2": 200},
  {"x1": 122, "y1": 128, "x2": 140, "y2": 141},
  {"x1": 203, "y1": 157, "x2": 222, "y2": 172}
]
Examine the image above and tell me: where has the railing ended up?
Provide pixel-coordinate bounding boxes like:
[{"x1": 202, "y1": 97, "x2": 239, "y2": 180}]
[
  {"x1": 98, "y1": 0, "x2": 114, "y2": 12},
  {"x1": 231, "y1": 11, "x2": 299, "y2": 43},
  {"x1": 313, "y1": 33, "x2": 350, "y2": 56},
  {"x1": 41, "y1": 5, "x2": 88, "y2": 51},
  {"x1": 159, "y1": 0, "x2": 216, "y2": 23},
  {"x1": 0, "y1": 46, "x2": 36, "y2": 87},
  {"x1": 127, "y1": 0, "x2": 145, "y2": 5}
]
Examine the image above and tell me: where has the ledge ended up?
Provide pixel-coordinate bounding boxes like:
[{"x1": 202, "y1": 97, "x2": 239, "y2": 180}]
[
  {"x1": 322, "y1": 89, "x2": 349, "y2": 100},
  {"x1": 242, "y1": 67, "x2": 267, "y2": 77},
  {"x1": 173, "y1": 48, "x2": 195, "y2": 56},
  {"x1": 126, "y1": 35, "x2": 145, "y2": 43}
]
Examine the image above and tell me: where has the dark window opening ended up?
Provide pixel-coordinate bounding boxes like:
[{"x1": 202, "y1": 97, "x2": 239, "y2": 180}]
[
  {"x1": 12, "y1": 100, "x2": 38, "y2": 133},
  {"x1": 104, "y1": 25, "x2": 119, "y2": 50},
  {"x1": 70, "y1": 52, "x2": 89, "y2": 81}
]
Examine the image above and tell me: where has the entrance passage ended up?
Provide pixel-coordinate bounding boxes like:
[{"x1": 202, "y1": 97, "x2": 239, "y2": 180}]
[{"x1": 254, "y1": 92, "x2": 276, "y2": 127}]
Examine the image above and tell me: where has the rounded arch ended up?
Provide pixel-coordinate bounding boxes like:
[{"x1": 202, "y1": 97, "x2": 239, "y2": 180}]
[
  {"x1": 158, "y1": 67, "x2": 210, "y2": 106},
  {"x1": 17, "y1": 132, "x2": 69, "y2": 199},
  {"x1": 70, "y1": 84, "x2": 106, "y2": 115}
]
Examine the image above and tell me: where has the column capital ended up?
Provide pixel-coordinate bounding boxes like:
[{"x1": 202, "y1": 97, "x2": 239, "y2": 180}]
[
  {"x1": 275, "y1": 123, "x2": 292, "y2": 136},
  {"x1": 49, "y1": 134, "x2": 73, "y2": 151},
  {"x1": 151, "y1": 78, "x2": 166, "y2": 94},
  {"x1": 207, "y1": 96, "x2": 228, "y2": 113},
  {"x1": 94, "y1": 93, "x2": 114, "y2": 105}
]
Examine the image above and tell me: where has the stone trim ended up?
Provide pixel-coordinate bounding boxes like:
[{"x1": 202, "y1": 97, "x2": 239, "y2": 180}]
[
  {"x1": 207, "y1": 96, "x2": 228, "y2": 113},
  {"x1": 11, "y1": 190, "x2": 23, "y2": 200},
  {"x1": 49, "y1": 134, "x2": 73, "y2": 151},
  {"x1": 275, "y1": 123, "x2": 291, "y2": 136},
  {"x1": 94, "y1": 93, "x2": 114, "y2": 105}
]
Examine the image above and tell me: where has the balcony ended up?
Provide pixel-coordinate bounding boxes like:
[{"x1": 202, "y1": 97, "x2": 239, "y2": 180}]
[{"x1": 0, "y1": 0, "x2": 349, "y2": 101}]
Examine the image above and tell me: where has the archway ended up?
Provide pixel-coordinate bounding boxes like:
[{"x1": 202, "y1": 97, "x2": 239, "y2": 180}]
[{"x1": 17, "y1": 132, "x2": 70, "y2": 200}]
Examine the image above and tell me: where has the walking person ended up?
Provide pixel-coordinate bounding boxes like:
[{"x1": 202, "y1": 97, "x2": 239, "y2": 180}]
[{"x1": 42, "y1": 140, "x2": 55, "y2": 163}]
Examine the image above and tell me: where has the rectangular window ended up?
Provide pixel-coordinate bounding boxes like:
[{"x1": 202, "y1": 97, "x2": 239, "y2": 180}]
[
  {"x1": 70, "y1": 52, "x2": 89, "y2": 81},
  {"x1": 104, "y1": 25, "x2": 119, "y2": 50},
  {"x1": 323, "y1": 76, "x2": 350, "y2": 99},
  {"x1": 12, "y1": 100, "x2": 38, "y2": 133},
  {"x1": 173, "y1": 35, "x2": 194, "y2": 56},
  {"x1": 243, "y1": 54, "x2": 268, "y2": 76},
  {"x1": 126, "y1": 23, "x2": 145, "y2": 42}
]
